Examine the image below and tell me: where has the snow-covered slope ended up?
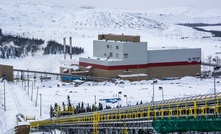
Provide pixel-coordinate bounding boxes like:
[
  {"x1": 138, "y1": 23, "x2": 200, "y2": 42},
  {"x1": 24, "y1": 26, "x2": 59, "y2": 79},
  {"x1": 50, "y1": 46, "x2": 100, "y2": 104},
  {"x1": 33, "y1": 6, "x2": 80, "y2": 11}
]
[
  {"x1": 0, "y1": 3, "x2": 221, "y2": 41},
  {"x1": 0, "y1": 3, "x2": 167, "y2": 40},
  {"x1": 0, "y1": 3, "x2": 221, "y2": 72}
]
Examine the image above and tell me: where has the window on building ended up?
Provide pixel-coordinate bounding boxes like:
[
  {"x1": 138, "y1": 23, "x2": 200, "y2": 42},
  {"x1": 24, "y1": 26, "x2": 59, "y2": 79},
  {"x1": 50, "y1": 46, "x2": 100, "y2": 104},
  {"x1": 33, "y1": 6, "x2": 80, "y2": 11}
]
[
  {"x1": 116, "y1": 53, "x2": 119, "y2": 58},
  {"x1": 124, "y1": 53, "x2": 128, "y2": 58},
  {"x1": 192, "y1": 57, "x2": 196, "y2": 61},
  {"x1": 188, "y1": 58, "x2": 191, "y2": 62},
  {"x1": 116, "y1": 46, "x2": 119, "y2": 49},
  {"x1": 107, "y1": 45, "x2": 109, "y2": 49},
  {"x1": 197, "y1": 57, "x2": 200, "y2": 61},
  {"x1": 110, "y1": 52, "x2": 113, "y2": 57},
  {"x1": 104, "y1": 53, "x2": 106, "y2": 56}
]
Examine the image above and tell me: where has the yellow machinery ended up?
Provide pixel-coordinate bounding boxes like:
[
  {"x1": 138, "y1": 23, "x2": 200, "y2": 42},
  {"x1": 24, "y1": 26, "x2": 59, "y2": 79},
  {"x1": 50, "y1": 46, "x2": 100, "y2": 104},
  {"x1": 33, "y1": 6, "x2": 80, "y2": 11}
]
[{"x1": 30, "y1": 92, "x2": 221, "y2": 133}]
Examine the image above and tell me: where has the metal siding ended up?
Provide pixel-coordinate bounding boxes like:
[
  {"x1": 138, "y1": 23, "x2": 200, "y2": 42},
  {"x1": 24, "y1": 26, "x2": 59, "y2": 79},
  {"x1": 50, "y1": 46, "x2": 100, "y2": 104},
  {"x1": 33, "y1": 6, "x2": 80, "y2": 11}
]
[
  {"x1": 93, "y1": 40, "x2": 148, "y2": 65},
  {"x1": 93, "y1": 40, "x2": 124, "y2": 59},
  {"x1": 147, "y1": 48, "x2": 201, "y2": 63},
  {"x1": 147, "y1": 64, "x2": 201, "y2": 79},
  {"x1": 91, "y1": 68, "x2": 148, "y2": 79},
  {"x1": 123, "y1": 42, "x2": 148, "y2": 64},
  {"x1": 93, "y1": 40, "x2": 105, "y2": 58}
]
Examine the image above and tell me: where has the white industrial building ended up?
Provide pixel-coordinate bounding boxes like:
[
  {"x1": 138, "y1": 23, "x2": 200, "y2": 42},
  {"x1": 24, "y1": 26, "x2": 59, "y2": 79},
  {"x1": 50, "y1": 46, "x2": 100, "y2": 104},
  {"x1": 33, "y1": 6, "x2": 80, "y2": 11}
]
[{"x1": 79, "y1": 34, "x2": 201, "y2": 81}]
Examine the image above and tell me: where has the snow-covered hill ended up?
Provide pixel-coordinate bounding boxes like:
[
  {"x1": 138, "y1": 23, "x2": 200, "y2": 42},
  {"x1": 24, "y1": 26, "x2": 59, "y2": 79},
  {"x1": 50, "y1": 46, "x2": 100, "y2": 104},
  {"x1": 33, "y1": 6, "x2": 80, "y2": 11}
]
[
  {"x1": 0, "y1": 3, "x2": 166, "y2": 40},
  {"x1": 0, "y1": 3, "x2": 221, "y2": 41},
  {"x1": 0, "y1": 3, "x2": 220, "y2": 65},
  {"x1": 0, "y1": 3, "x2": 221, "y2": 72}
]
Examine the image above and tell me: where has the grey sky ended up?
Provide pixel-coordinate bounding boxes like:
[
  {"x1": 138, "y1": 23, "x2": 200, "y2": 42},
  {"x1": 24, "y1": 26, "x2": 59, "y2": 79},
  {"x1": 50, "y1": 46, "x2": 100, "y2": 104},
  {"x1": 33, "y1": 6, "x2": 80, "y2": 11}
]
[{"x1": 2, "y1": 0, "x2": 221, "y2": 9}]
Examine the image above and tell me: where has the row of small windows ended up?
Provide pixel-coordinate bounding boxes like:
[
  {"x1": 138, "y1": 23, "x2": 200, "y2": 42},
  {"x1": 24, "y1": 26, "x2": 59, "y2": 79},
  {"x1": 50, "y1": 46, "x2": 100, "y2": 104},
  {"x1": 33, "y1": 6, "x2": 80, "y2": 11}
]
[
  {"x1": 104, "y1": 53, "x2": 128, "y2": 58},
  {"x1": 104, "y1": 52, "x2": 114, "y2": 58},
  {"x1": 188, "y1": 57, "x2": 200, "y2": 62},
  {"x1": 107, "y1": 45, "x2": 119, "y2": 49}
]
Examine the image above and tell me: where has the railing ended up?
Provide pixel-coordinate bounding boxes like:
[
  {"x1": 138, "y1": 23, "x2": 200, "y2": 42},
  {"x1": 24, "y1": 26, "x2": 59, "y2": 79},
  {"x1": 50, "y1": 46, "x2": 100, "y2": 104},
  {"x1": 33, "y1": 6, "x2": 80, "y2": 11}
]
[{"x1": 30, "y1": 94, "x2": 221, "y2": 133}]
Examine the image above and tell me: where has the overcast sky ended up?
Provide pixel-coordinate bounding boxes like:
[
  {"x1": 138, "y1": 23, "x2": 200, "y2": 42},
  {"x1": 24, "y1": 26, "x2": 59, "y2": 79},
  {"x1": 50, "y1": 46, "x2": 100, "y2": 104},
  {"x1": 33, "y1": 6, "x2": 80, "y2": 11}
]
[{"x1": 2, "y1": 0, "x2": 221, "y2": 10}]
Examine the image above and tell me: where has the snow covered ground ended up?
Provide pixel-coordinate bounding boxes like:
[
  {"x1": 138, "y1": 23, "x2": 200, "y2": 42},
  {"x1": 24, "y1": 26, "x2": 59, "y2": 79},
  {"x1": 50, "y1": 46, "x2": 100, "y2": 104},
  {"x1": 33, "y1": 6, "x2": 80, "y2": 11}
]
[
  {"x1": 0, "y1": 2, "x2": 221, "y2": 134},
  {"x1": 0, "y1": 76, "x2": 221, "y2": 134}
]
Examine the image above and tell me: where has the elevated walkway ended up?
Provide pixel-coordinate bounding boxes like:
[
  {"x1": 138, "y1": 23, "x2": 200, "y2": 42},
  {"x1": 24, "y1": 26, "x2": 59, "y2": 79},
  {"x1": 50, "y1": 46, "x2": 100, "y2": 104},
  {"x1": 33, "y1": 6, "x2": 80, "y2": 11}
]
[
  {"x1": 30, "y1": 92, "x2": 221, "y2": 133},
  {"x1": 202, "y1": 62, "x2": 221, "y2": 67}
]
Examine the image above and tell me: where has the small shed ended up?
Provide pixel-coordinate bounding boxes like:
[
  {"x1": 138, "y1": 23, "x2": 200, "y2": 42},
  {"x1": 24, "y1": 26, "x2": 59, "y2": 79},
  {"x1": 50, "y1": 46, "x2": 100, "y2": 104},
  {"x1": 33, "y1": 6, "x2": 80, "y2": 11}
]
[{"x1": 0, "y1": 64, "x2": 13, "y2": 82}]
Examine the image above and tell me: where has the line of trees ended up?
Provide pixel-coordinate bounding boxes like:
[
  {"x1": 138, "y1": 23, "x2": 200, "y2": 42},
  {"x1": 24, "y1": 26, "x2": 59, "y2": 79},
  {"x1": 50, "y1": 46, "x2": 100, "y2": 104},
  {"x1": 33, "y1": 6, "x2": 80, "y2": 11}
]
[
  {"x1": 177, "y1": 23, "x2": 221, "y2": 37},
  {"x1": 45, "y1": 40, "x2": 84, "y2": 55},
  {"x1": 177, "y1": 23, "x2": 221, "y2": 27},
  {"x1": 50, "y1": 95, "x2": 112, "y2": 117},
  {"x1": 0, "y1": 34, "x2": 43, "y2": 58},
  {"x1": 50, "y1": 95, "x2": 143, "y2": 118},
  {"x1": 0, "y1": 29, "x2": 84, "y2": 59}
]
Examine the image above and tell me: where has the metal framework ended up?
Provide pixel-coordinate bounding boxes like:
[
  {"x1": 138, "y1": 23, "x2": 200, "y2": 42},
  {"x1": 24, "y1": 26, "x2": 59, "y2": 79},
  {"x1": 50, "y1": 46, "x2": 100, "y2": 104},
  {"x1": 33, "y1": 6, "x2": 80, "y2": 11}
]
[{"x1": 30, "y1": 92, "x2": 221, "y2": 133}]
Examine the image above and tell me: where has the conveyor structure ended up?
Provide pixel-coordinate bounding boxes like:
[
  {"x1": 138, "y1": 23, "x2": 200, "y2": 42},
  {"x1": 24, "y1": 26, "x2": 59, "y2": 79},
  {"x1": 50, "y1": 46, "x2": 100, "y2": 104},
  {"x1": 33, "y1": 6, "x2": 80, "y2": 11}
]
[{"x1": 30, "y1": 92, "x2": 221, "y2": 133}]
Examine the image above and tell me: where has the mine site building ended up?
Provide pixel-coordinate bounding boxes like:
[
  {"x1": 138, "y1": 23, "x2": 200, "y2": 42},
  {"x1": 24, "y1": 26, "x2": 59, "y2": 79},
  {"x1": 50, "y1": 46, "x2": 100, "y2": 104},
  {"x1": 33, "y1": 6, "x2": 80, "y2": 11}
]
[
  {"x1": 78, "y1": 34, "x2": 201, "y2": 81},
  {"x1": 0, "y1": 64, "x2": 13, "y2": 81}
]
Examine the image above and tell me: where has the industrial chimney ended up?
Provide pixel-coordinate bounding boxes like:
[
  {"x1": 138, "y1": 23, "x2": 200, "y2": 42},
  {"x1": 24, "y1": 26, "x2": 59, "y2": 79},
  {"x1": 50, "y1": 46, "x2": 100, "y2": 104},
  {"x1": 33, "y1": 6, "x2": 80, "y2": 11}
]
[
  {"x1": 69, "y1": 37, "x2": 72, "y2": 59},
  {"x1": 63, "y1": 38, "x2": 66, "y2": 60}
]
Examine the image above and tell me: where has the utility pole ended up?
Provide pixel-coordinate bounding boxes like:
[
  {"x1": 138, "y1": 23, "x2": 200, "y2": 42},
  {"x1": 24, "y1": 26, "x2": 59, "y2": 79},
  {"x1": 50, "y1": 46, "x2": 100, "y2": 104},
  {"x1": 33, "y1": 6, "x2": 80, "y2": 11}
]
[
  {"x1": 94, "y1": 95, "x2": 96, "y2": 111},
  {"x1": 69, "y1": 37, "x2": 72, "y2": 59},
  {"x1": 159, "y1": 87, "x2": 164, "y2": 101},
  {"x1": 33, "y1": 73, "x2": 36, "y2": 87},
  {"x1": 213, "y1": 66, "x2": 220, "y2": 116},
  {"x1": 118, "y1": 91, "x2": 122, "y2": 133},
  {"x1": 40, "y1": 94, "x2": 42, "y2": 117},
  {"x1": 4, "y1": 80, "x2": 6, "y2": 112},
  {"x1": 24, "y1": 80, "x2": 26, "y2": 90},
  {"x1": 27, "y1": 70, "x2": 29, "y2": 95},
  {"x1": 124, "y1": 95, "x2": 128, "y2": 106},
  {"x1": 118, "y1": 91, "x2": 122, "y2": 108},
  {"x1": 31, "y1": 81, "x2": 34, "y2": 101},
  {"x1": 35, "y1": 86, "x2": 39, "y2": 107},
  {"x1": 151, "y1": 80, "x2": 158, "y2": 102},
  {"x1": 63, "y1": 38, "x2": 66, "y2": 60}
]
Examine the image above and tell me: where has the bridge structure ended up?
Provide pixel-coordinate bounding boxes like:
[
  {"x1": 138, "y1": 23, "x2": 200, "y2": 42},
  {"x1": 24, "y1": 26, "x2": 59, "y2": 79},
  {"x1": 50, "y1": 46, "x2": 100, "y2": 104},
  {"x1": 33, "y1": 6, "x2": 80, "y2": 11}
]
[
  {"x1": 13, "y1": 69, "x2": 113, "y2": 82},
  {"x1": 202, "y1": 62, "x2": 221, "y2": 68},
  {"x1": 29, "y1": 92, "x2": 221, "y2": 134}
]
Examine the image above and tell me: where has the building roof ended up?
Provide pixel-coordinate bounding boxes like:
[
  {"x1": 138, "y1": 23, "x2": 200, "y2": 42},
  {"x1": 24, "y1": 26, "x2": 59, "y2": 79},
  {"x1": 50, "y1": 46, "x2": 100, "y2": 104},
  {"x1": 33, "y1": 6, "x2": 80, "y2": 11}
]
[
  {"x1": 98, "y1": 33, "x2": 140, "y2": 42},
  {"x1": 118, "y1": 73, "x2": 148, "y2": 78},
  {"x1": 147, "y1": 47, "x2": 201, "y2": 51},
  {"x1": 86, "y1": 56, "x2": 123, "y2": 61}
]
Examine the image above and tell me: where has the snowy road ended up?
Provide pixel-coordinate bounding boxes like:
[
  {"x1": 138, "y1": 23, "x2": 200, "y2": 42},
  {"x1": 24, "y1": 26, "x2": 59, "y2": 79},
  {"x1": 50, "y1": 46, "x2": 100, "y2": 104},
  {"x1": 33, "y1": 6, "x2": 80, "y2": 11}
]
[{"x1": 6, "y1": 81, "x2": 21, "y2": 113}]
